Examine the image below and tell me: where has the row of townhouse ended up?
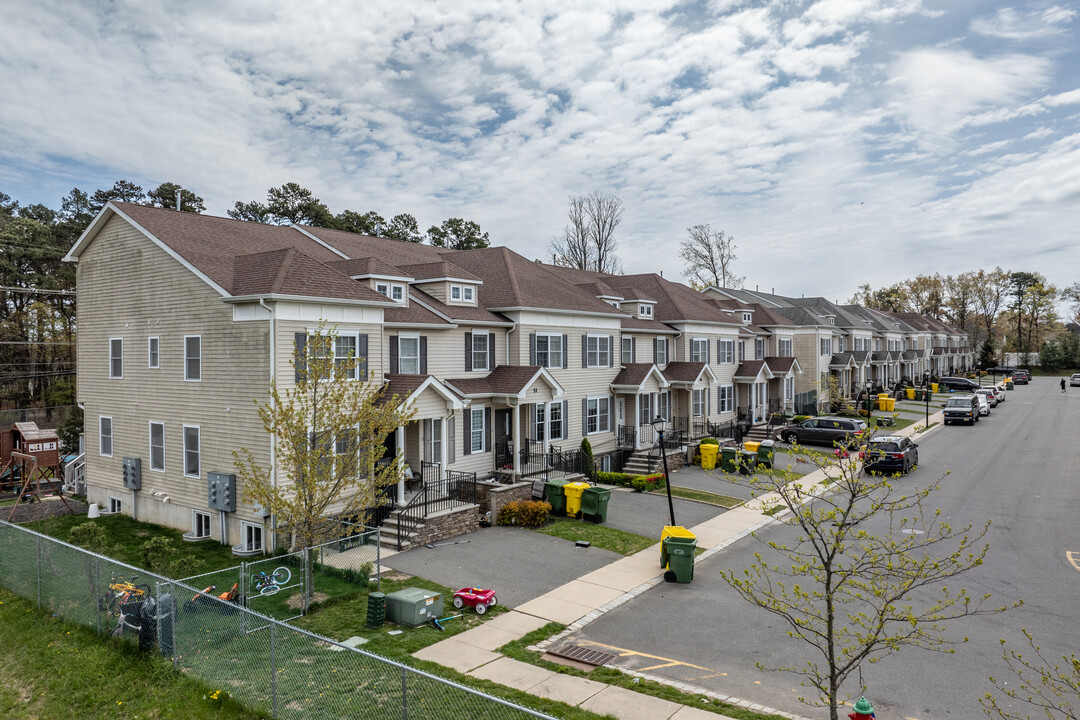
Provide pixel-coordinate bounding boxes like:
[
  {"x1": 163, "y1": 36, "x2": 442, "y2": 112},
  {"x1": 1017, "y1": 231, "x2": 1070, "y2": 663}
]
[{"x1": 65, "y1": 202, "x2": 969, "y2": 554}]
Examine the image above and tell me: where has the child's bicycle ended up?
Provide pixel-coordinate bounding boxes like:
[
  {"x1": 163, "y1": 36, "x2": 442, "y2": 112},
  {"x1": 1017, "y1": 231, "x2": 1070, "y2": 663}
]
[
  {"x1": 99, "y1": 575, "x2": 150, "y2": 614},
  {"x1": 250, "y1": 567, "x2": 291, "y2": 596}
]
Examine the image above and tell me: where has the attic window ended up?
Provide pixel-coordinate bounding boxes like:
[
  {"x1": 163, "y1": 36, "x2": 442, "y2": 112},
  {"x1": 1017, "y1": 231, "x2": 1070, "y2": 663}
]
[
  {"x1": 391, "y1": 285, "x2": 404, "y2": 301},
  {"x1": 463, "y1": 286, "x2": 474, "y2": 301},
  {"x1": 639, "y1": 305, "x2": 652, "y2": 317},
  {"x1": 742, "y1": 312, "x2": 751, "y2": 323},
  {"x1": 451, "y1": 285, "x2": 461, "y2": 300},
  {"x1": 610, "y1": 300, "x2": 620, "y2": 308},
  {"x1": 828, "y1": 317, "x2": 835, "y2": 325}
]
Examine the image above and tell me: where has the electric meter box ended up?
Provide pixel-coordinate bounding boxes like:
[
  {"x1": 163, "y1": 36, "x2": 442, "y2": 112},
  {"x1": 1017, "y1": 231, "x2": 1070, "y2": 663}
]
[{"x1": 384, "y1": 588, "x2": 443, "y2": 627}]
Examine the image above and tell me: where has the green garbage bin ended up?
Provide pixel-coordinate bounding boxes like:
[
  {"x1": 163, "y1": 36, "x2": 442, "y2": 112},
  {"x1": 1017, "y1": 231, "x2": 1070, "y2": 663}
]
[
  {"x1": 757, "y1": 440, "x2": 775, "y2": 469},
  {"x1": 720, "y1": 446, "x2": 738, "y2": 472},
  {"x1": 544, "y1": 481, "x2": 567, "y2": 515},
  {"x1": 660, "y1": 526, "x2": 697, "y2": 584},
  {"x1": 581, "y1": 486, "x2": 611, "y2": 523},
  {"x1": 739, "y1": 449, "x2": 758, "y2": 475}
]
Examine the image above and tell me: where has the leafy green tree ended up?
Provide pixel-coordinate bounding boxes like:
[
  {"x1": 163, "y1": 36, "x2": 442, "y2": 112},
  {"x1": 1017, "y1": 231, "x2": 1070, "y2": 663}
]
[
  {"x1": 234, "y1": 322, "x2": 414, "y2": 599},
  {"x1": 89, "y1": 180, "x2": 145, "y2": 213},
  {"x1": 334, "y1": 209, "x2": 385, "y2": 235},
  {"x1": 427, "y1": 217, "x2": 490, "y2": 250},
  {"x1": 978, "y1": 338, "x2": 997, "y2": 369},
  {"x1": 230, "y1": 183, "x2": 334, "y2": 227},
  {"x1": 719, "y1": 442, "x2": 1014, "y2": 720},
  {"x1": 228, "y1": 200, "x2": 271, "y2": 224},
  {"x1": 146, "y1": 182, "x2": 205, "y2": 213},
  {"x1": 385, "y1": 213, "x2": 423, "y2": 243}
]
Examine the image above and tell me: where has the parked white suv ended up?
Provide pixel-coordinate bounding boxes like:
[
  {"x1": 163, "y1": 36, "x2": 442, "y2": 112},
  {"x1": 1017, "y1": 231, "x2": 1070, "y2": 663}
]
[
  {"x1": 976, "y1": 388, "x2": 998, "y2": 408},
  {"x1": 975, "y1": 393, "x2": 990, "y2": 416}
]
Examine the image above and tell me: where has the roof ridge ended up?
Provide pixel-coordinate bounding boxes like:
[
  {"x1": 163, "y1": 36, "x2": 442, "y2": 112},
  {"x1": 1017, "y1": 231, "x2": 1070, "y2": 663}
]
[{"x1": 271, "y1": 247, "x2": 297, "y2": 294}]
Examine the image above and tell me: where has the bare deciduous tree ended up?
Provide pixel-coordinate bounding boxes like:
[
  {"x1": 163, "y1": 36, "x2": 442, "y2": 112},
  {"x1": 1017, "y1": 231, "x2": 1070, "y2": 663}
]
[
  {"x1": 549, "y1": 191, "x2": 623, "y2": 274},
  {"x1": 678, "y1": 224, "x2": 744, "y2": 289},
  {"x1": 982, "y1": 628, "x2": 1080, "y2": 719}
]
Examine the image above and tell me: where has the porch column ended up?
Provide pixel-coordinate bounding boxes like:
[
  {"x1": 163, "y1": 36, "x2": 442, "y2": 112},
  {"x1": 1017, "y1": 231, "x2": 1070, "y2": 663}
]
[
  {"x1": 543, "y1": 402, "x2": 550, "y2": 455},
  {"x1": 512, "y1": 404, "x2": 521, "y2": 476},
  {"x1": 440, "y1": 415, "x2": 449, "y2": 474},
  {"x1": 395, "y1": 424, "x2": 406, "y2": 505}
]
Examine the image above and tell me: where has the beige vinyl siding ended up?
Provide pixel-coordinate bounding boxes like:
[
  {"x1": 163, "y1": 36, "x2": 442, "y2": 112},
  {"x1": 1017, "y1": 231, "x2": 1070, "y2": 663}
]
[
  {"x1": 791, "y1": 329, "x2": 825, "y2": 396},
  {"x1": 447, "y1": 407, "x2": 495, "y2": 476},
  {"x1": 77, "y1": 215, "x2": 270, "y2": 535},
  {"x1": 415, "y1": 326, "x2": 504, "y2": 377},
  {"x1": 273, "y1": 317, "x2": 384, "y2": 390},
  {"x1": 414, "y1": 281, "x2": 447, "y2": 303}
]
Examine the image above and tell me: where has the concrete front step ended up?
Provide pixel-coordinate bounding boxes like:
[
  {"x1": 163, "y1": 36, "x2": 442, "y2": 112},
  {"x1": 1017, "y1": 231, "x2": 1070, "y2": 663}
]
[{"x1": 377, "y1": 514, "x2": 423, "y2": 551}]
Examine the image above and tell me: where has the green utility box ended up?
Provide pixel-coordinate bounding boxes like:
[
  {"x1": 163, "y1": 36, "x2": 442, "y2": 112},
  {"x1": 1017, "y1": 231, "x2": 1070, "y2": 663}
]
[
  {"x1": 384, "y1": 588, "x2": 443, "y2": 627},
  {"x1": 544, "y1": 481, "x2": 568, "y2": 515},
  {"x1": 757, "y1": 440, "x2": 775, "y2": 469},
  {"x1": 720, "y1": 446, "x2": 738, "y2": 473},
  {"x1": 581, "y1": 486, "x2": 611, "y2": 523}
]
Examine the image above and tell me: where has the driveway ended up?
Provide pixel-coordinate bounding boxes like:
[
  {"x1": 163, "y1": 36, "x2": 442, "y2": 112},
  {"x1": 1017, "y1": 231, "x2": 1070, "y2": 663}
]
[
  {"x1": 381, "y1": 526, "x2": 622, "y2": 609},
  {"x1": 666, "y1": 451, "x2": 816, "y2": 501},
  {"x1": 598, "y1": 487, "x2": 725, "y2": 537}
]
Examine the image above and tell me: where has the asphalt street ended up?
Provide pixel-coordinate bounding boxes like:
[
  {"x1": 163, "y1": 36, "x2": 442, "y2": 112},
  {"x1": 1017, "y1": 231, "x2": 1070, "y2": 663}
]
[{"x1": 568, "y1": 378, "x2": 1080, "y2": 720}]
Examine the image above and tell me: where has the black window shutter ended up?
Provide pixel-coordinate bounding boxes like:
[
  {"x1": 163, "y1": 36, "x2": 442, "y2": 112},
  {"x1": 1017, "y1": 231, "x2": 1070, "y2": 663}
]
[
  {"x1": 562, "y1": 401, "x2": 569, "y2": 439},
  {"x1": 529, "y1": 333, "x2": 536, "y2": 365},
  {"x1": 664, "y1": 338, "x2": 669, "y2": 362},
  {"x1": 463, "y1": 410, "x2": 472, "y2": 456},
  {"x1": 488, "y1": 333, "x2": 495, "y2": 370},
  {"x1": 608, "y1": 395, "x2": 615, "y2": 432},
  {"x1": 465, "y1": 332, "x2": 473, "y2": 372},
  {"x1": 706, "y1": 339, "x2": 711, "y2": 363},
  {"x1": 389, "y1": 336, "x2": 399, "y2": 374},
  {"x1": 448, "y1": 417, "x2": 455, "y2": 464},
  {"x1": 608, "y1": 335, "x2": 614, "y2": 367},
  {"x1": 630, "y1": 337, "x2": 635, "y2": 364},
  {"x1": 561, "y1": 334, "x2": 568, "y2": 368},
  {"x1": 419, "y1": 336, "x2": 427, "y2": 375},
  {"x1": 581, "y1": 398, "x2": 587, "y2": 435},
  {"x1": 423, "y1": 419, "x2": 433, "y2": 463},
  {"x1": 294, "y1": 332, "x2": 307, "y2": 383},
  {"x1": 484, "y1": 407, "x2": 492, "y2": 453},
  {"x1": 357, "y1": 334, "x2": 368, "y2": 380},
  {"x1": 581, "y1": 334, "x2": 588, "y2": 368},
  {"x1": 706, "y1": 388, "x2": 711, "y2": 417},
  {"x1": 718, "y1": 386, "x2": 722, "y2": 411},
  {"x1": 653, "y1": 337, "x2": 659, "y2": 364}
]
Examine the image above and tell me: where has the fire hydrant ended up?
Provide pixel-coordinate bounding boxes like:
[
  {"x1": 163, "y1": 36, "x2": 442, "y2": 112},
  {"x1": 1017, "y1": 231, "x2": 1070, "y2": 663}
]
[{"x1": 848, "y1": 696, "x2": 875, "y2": 720}]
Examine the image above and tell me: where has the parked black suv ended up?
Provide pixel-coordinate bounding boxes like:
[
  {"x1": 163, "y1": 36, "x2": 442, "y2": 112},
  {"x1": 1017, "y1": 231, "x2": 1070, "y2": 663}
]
[
  {"x1": 938, "y1": 376, "x2": 980, "y2": 393},
  {"x1": 777, "y1": 416, "x2": 867, "y2": 447},
  {"x1": 943, "y1": 394, "x2": 979, "y2": 425},
  {"x1": 863, "y1": 435, "x2": 919, "y2": 475},
  {"x1": 1012, "y1": 369, "x2": 1030, "y2": 384}
]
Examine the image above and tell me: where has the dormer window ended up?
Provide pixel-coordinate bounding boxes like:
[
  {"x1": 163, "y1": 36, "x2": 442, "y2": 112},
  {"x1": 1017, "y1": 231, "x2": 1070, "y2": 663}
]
[
  {"x1": 451, "y1": 285, "x2": 461, "y2": 301},
  {"x1": 463, "y1": 286, "x2": 474, "y2": 301},
  {"x1": 376, "y1": 282, "x2": 405, "y2": 301},
  {"x1": 828, "y1": 317, "x2": 835, "y2": 325},
  {"x1": 610, "y1": 300, "x2": 620, "y2": 308},
  {"x1": 742, "y1": 312, "x2": 751, "y2": 323},
  {"x1": 639, "y1": 304, "x2": 653, "y2": 317},
  {"x1": 450, "y1": 284, "x2": 475, "y2": 303},
  {"x1": 376, "y1": 282, "x2": 389, "y2": 296}
]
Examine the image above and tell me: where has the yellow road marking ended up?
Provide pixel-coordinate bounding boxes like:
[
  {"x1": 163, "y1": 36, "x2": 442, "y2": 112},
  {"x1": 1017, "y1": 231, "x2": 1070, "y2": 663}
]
[
  {"x1": 637, "y1": 662, "x2": 681, "y2": 671},
  {"x1": 1067, "y1": 551, "x2": 1080, "y2": 572}
]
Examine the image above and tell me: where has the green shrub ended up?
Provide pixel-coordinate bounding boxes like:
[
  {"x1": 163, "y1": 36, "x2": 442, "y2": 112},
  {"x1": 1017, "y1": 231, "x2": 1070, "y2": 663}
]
[
  {"x1": 631, "y1": 473, "x2": 666, "y2": 492},
  {"x1": 792, "y1": 415, "x2": 809, "y2": 423},
  {"x1": 580, "y1": 437, "x2": 595, "y2": 482},
  {"x1": 497, "y1": 500, "x2": 551, "y2": 527},
  {"x1": 698, "y1": 437, "x2": 720, "y2": 446}
]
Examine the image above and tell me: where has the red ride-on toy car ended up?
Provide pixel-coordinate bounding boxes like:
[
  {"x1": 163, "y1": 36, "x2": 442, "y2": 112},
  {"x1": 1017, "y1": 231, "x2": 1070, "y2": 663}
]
[{"x1": 452, "y1": 587, "x2": 497, "y2": 614}]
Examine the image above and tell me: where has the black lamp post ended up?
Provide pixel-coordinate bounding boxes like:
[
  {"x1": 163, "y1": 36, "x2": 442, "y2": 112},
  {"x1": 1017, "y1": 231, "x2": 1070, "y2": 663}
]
[
  {"x1": 652, "y1": 415, "x2": 676, "y2": 527},
  {"x1": 865, "y1": 376, "x2": 873, "y2": 420},
  {"x1": 923, "y1": 371, "x2": 930, "y2": 429}
]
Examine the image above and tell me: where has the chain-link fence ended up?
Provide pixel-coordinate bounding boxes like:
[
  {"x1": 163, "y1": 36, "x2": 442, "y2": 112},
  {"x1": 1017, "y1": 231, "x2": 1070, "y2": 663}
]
[{"x1": 0, "y1": 520, "x2": 557, "y2": 720}]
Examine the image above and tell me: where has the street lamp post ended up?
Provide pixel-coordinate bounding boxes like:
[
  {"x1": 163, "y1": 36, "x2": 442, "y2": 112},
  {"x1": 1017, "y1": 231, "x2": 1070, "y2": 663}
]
[
  {"x1": 923, "y1": 371, "x2": 930, "y2": 429},
  {"x1": 651, "y1": 415, "x2": 676, "y2": 527},
  {"x1": 865, "y1": 376, "x2": 873, "y2": 421}
]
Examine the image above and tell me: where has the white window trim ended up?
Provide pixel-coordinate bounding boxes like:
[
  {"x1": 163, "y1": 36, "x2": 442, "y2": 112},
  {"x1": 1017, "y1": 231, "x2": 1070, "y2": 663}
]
[
  {"x1": 107, "y1": 496, "x2": 122, "y2": 514},
  {"x1": 586, "y1": 334, "x2": 611, "y2": 368},
  {"x1": 779, "y1": 338, "x2": 792, "y2": 357},
  {"x1": 656, "y1": 338, "x2": 668, "y2": 366},
  {"x1": 184, "y1": 335, "x2": 202, "y2": 382},
  {"x1": 375, "y1": 282, "x2": 390, "y2": 297},
  {"x1": 690, "y1": 337, "x2": 708, "y2": 363},
  {"x1": 148, "y1": 336, "x2": 159, "y2": 369},
  {"x1": 149, "y1": 421, "x2": 165, "y2": 472},
  {"x1": 535, "y1": 333, "x2": 564, "y2": 369},
  {"x1": 821, "y1": 338, "x2": 831, "y2": 356},
  {"x1": 718, "y1": 339, "x2": 734, "y2": 364},
  {"x1": 390, "y1": 284, "x2": 405, "y2": 301},
  {"x1": 621, "y1": 336, "x2": 633, "y2": 364},
  {"x1": 182, "y1": 424, "x2": 201, "y2": 479},
  {"x1": 549, "y1": 401, "x2": 564, "y2": 440},
  {"x1": 398, "y1": 333, "x2": 420, "y2": 375},
  {"x1": 719, "y1": 384, "x2": 734, "y2": 413},
  {"x1": 742, "y1": 312, "x2": 752, "y2": 323},
  {"x1": 586, "y1": 395, "x2": 611, "y2": 435},
  {"x1": 99, "y1": 416, "x2": 113, "y2": 457},
  {"x1": 692, "y1": 389, "x2": 705, "y2": 418},
  {"x1": 450, "y1": 285, "x2": 462, "y2": 300},
  {"x1": 463, "y1": 286, "x2": 474, "y2": 301},
  {"x1": 192, "y1": 510, "x2": 211, "y2": 539},
  {"x1": 639, "y1": 304, "x2": 652, "y2": 317},
  {"x1": 334, "y1": 332, "x2": 362, "y2": 381},
  {"x1": 109, "y1": 337, "x2": 123, "y2": 379},
  {"x1": 470, "y1": 406, "x2": 487, "y2": 453},
  {"x1": 471, "y1": 332, "x2": 489, "y2": 371},
  {"x1": 241, "y1": 521, "x2": 264, "y2": 553}
]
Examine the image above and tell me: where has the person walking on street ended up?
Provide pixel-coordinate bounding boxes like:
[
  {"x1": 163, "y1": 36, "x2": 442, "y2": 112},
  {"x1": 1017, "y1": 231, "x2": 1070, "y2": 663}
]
[{"x1": 1061, "y1": 377, "x2": 1067, "y2": 393}]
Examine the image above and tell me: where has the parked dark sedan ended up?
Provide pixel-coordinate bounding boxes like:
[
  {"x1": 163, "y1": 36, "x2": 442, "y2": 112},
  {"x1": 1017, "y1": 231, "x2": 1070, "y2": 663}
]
[
  {"x1": 778, "y1": 416, "x2": 867, "y2": 447},
  {"x1": 863, "y1": 435, "x2": 919, "y2": 475}
]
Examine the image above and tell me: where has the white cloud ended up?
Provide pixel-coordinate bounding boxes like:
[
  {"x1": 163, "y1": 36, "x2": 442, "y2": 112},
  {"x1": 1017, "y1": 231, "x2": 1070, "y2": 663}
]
[{"x1": 970, "y1": 5, "x2": 1077, "y2": 40}]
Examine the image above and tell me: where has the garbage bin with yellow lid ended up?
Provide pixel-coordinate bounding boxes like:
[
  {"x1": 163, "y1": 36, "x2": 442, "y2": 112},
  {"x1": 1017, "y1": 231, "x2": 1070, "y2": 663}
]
[
  {"x1": 743, "y1": 440, "x2": 761, "y2": 453},
  {"x1": 562, "y1": 481, "x2": 590, "y2": 517},
  {"x1": 699, "y1": 443, "x2": 718, "y2": 470},
  {"x1": 660, "y1": 526, "x2": 697, "y2": 583}
]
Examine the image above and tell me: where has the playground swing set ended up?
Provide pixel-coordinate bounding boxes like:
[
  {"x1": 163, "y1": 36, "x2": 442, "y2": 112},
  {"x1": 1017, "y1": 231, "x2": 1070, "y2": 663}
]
[{"x1": 1, "y1": 421, "x2": 74, "y2": 522}]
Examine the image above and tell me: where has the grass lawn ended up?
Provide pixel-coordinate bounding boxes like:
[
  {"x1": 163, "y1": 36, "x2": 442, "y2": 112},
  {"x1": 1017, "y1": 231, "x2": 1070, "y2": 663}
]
[
  {"x1": 659, "y1": 486, "x2": 742, "y2": 507},
  {"x1": 498, "y1": 623, "x2": 788, "y2": 720},
  {"x1": 531, "y1": 517, "x2": 656, "y2": 555},
  {"x1": 0, "y1": 586, "x2": 267, "y2": 720}
]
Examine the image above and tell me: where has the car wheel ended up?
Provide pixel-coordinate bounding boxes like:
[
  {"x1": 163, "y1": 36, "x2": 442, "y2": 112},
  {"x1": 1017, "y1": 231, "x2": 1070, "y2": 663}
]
[
  {"x1": 453, "y1": 597, "x2": 464, "y2": 609},
  {"x1": 783, "y1": 432, "x2": 798, "y2": 444}
]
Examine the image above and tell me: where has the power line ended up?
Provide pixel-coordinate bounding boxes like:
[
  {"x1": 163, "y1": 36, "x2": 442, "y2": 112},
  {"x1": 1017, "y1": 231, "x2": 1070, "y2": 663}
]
[
  {"x1": 0, "y1": 370, "x2": 76, "y2": 380},
  {"x1": 0, "y1": 286, "x2": 76, "y2": 296},
  {"x1": 0, "y1": 341, "x2": 76, "y2": 345}
]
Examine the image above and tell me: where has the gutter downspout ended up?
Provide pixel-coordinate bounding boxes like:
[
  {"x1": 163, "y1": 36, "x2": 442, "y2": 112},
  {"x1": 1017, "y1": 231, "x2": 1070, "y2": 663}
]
[
  {"x1": 505, "y1": 319, "x2": 517, "y2": 367},
  {"x1": 259, "y1": 298, "x2": 277, "y2": 553}
]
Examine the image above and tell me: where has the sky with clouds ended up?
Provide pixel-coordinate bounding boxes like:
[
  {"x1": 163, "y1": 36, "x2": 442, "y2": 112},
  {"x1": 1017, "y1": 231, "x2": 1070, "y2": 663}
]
[{"x1": 2, "y1": 0, "x2": 1078, "y2": 301}]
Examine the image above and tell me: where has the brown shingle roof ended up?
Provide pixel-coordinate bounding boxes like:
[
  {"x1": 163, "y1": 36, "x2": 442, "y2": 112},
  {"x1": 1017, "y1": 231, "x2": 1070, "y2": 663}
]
[
  {"x1": 444, "y1": 365, "x2": 547, "y2": 396},
  {"x1": 231, "y1": 248, "x2": 389, "y2": 302},
  {"x1": 661, "y1": 362, "x2": 709, "y2": 383},
  {"x1": 410, "y1": 288, "x2": 509, "y2": 325},
  {"x1": 383, "y1": 374, "x2": 431, "y2": 401},
  {"x1": 384, "y1": 300, "x2": 453, "y2": 326},
  {"x1": 326, "y1": 257, "x2": 412, "y2": 279},
  {"x1": 620, "y1": 316, "x2": 679, "y2": 332},
  {"x1": 765, "y1": 357, "x2": 798, "y2": 373},
  {"x1": 734, "y1": 360, "x2": 766, "y2": 379},
  {"x1": 398, "y1": 260, "x2": 481, "y2": 283},
  {"x1": 612, "y1": 364, "x2": 655, "y2": 387},
  {"x1": 297, "y1": 225, "x2": 450, "y2": 267},
  {"x1": 600, "y1": 273, "x2": 741, "y2": 326}
]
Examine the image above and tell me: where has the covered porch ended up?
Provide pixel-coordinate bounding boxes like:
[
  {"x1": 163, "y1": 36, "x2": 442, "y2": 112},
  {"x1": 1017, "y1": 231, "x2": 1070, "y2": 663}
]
[
  {"x1": 611, "y1": 363, "x2": 673, "y2": 450},
  {"x1": 656, "y1": 361, "x2": 718, "y2": 441}
]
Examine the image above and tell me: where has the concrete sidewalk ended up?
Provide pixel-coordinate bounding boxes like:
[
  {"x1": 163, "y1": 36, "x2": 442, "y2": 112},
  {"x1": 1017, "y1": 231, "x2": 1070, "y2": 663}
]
[{"x1": 413, "y1": 413, "x2": 944, "y2": 720}]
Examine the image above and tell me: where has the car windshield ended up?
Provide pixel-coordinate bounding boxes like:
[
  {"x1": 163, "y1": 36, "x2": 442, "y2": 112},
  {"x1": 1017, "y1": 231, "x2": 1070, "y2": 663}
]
[
  {"x1": 869, "y1": 441, "x2": 900, "y2": 452},
  {"x1": 946, "y1": 398, "x2": 970, "y2": 407}
]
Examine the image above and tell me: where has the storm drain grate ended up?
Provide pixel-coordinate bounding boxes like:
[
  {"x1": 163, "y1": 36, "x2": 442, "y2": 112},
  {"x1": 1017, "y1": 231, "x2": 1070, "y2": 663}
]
[{"x1": 547, "y1": 644, "x2": 617, "y2": 667}]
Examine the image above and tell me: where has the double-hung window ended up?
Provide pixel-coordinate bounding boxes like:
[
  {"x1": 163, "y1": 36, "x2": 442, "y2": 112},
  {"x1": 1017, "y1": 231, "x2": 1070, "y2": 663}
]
[
  {"x1": 184, "y1": 335, "x2": 201, "y2": 381},
  {"x1": 549, "y1": 402, "x2": 564, "y2": 440},
  {"x1": 183, "y1": 425, "x2": 200, "y2": 478},
  {"x1": 471, "y1": 333, "x2": 489, "y2": 371},
  {"x1": 99, "y1": 417, "x2": 113, "y2": 457},
  {"x1": 738, "y1": 341, "x2": 745, "y2": 361},
  {"x1": 622, "y1": 337, "x2": 633, "y2": 364},
  {"x1": 533, "y1": 403, "x2": 546, "y2": 441},
  {"x1": 718, "y1": 384, "x2": 734, "y2": 413},
  {"x1": 779, "y1": 338, "x2": 792, "y2": 357},
  {"x1": 535, "y1": 334, "x2": 563, "y2": 369},
  {"x1": 470, "y1": 408, "x2": 486, "y2": 453},
  {"x1": 820, "y1": 338, "x2": 831, "y2": 356},
  {"x1": 335, "y1": 335, "x2": 358, "y2": 380},
  {"x1": 586, "y1": 396, "x2": 611, "y2": 434},
  {"x1": 109, "y1": 338, "x2": 123, "y2": 378},
  {"x1": 398, "y1": 336, "x2": 420, "y2": 374},
  {"x1": 149, "y1": 422, "x2": 165, "y2": 471},
  {"x1": 655, "y1": 338, "x2": 668, "y2": 365},
  {"x1": 692, "y1": 389, "x2": 705, "y2": 417},
  {"x1": 639, "y1": 304, "x2": 652, "y2": 317},
  {"x1": 657, "y1": 391, "x2": 670, "y2": 422},
  {"x1": 691, "y1": 338, "x2": 708, "y2": 363},
  {"x1": 148, "y1": 337, "x2": 159, "y2": 368},
  {"x1": 755, "y1": 338, "x2": 764, "y2": 360},
  {"x1": 586, "y1": 335, "x2": 610, "y2": 367},
  {"x1": 718, "y1": 339, "x2": 734, "y2": 364},
  {"x1": 837, "y1": 337, "x2": 845, "y2": 353}
]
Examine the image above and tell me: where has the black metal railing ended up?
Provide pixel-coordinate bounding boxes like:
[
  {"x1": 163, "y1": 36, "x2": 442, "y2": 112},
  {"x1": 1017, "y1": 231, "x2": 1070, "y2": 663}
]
[
  {"x1": 495, "y1": 442, "x2": 512, "y2": 471},
  {"x1": 519, "y1": 439, "x2": 545, "y2": 476},
  {"x1": 707, "y1": 419, "x2": 739, "y2": 441},
  {"x1": 425, "y1": 470, "x2": 478, "y2": 515},
  {"x1": 692, "y1": 418, "x2": 708, "y2": 437},
  {"x1": 670, "y1": 416, "x2": 689, "y2": 437},
  {"x1": 617, "y1": 426, "x2": 636, "y2": 448},
  {"x1": 547, "y1": 447, "x2": 582, "y2": 478},
  {"x1": 637, "y1": 423, "x2": 656, "y2": 447},
  {"x1": 420, "y1": 460, "x2": 441, "y2": 488},
  {"x1": 367, "y1": 481, "x2": 396, "y2": 528},
  {"x1": 396, "y1": 484, "x2": 426, "y2": 550}
]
